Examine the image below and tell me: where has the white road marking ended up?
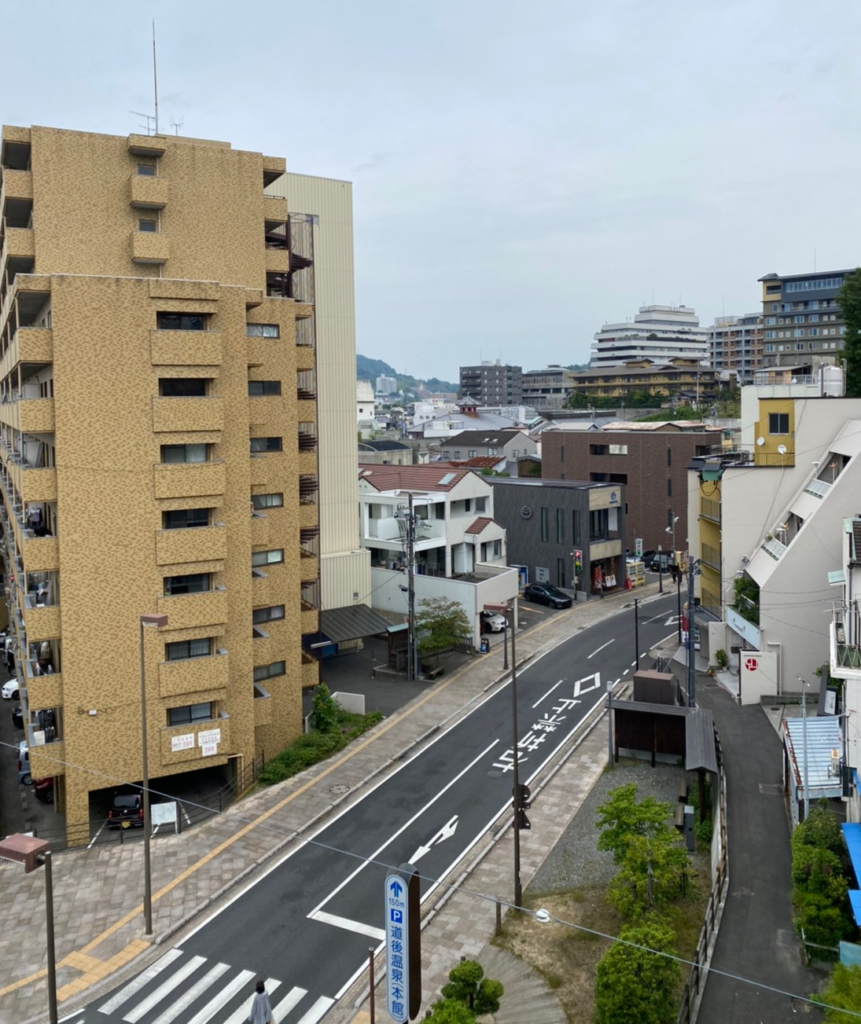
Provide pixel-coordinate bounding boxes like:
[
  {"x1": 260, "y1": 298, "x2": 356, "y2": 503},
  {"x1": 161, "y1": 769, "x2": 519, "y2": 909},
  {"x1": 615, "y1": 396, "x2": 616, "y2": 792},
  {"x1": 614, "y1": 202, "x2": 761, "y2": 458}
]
[
  {"x1": 269, "y1": 986, "x2": 309, "y2": 1021},
  {"x1": 149, "y1": 962, "x2": 230, "y2": 1024},
  {"x1": 409, "y1": 814, "x2": 458, "y2": 863},
  {"x1": 87, "y1": 821, "x2": 107, "y2": 849},
  {"x1": 221, "y1": 979, "x2": 282, "y2": 1024},
  {"x1": 532, "y1": 678, "x2": 564, "y2": 708},
  {"x1": 310, "y1": 910, "x2": 385, "y2": 941},
  {"x1": 185, "y1": 969, "x2": 255, "y2": 1024},
  {"x1": 623, "y1": 668, "x2": 629, "y2": 676},
  {"x1": 98, "y1": 949, "x2": 183, "y2": 1014},
  {"x1": 297, "y1": 996, "x2": 335, "y2": 1024},
  {"x1": 123, "y1": 955, "x2": 206, "y2": 1022},
  {"x1": 573, "y1": 673, "x2": 601, "y2": 698},
  {"x1": 588, "y1": 639, "x2": 614, "y2": 659},
  {"x1": 307, "y1": 738, "x2": 499, "y2": 925}
]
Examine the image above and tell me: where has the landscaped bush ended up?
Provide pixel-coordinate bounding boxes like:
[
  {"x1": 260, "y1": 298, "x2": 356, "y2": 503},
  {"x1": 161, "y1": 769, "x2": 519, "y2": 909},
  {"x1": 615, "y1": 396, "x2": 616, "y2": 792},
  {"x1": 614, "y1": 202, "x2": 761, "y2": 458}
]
[
  {"x1": 791, "y1": 803, "x2": 853, "y2": 955},
  {"x1": 258, "y1": 707, "x2": 383, "y2": 785}
]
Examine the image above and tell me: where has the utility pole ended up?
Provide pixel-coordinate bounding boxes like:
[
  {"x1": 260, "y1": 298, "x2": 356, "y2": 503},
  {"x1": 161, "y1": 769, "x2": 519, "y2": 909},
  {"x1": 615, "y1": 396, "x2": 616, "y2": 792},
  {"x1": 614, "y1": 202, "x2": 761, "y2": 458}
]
[
  {"x1": 686, "y1": 557, "x2": 700, "y2": 706},
  {"x1": 406, "y1": 493, "x2": 416, "y2": 681},
  {"x1": 634, "y1": 598, "x2": 640, "y2": 670},
  {"x1": 509, "y1": 603, "x2": 523, "y2": 908}
]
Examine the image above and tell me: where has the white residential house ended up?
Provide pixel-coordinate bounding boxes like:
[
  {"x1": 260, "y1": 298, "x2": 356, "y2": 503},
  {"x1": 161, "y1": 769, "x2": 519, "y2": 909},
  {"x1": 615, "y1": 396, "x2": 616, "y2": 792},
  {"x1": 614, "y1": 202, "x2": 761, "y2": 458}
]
[
  {"x1": 687, "y1": 368, "x2": 861, "y2": 702},
  {"x1": 358, "y1": 464, "x2": 518, "y2": 645}
]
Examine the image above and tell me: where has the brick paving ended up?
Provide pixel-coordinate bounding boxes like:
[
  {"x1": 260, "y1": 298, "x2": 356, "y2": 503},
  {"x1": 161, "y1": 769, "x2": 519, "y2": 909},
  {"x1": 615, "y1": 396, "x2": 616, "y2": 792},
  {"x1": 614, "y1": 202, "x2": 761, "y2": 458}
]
[{"x1": 0, "y1": 584, "x2": 660, "y2": 1024}]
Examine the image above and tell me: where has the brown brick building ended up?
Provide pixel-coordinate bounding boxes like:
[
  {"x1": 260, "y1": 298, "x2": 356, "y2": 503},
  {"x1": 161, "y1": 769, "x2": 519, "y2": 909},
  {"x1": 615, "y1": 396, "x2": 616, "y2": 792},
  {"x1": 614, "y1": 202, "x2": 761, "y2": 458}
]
[{"x1": 541, "y1": 426, "x2": 716, "y2": 555}]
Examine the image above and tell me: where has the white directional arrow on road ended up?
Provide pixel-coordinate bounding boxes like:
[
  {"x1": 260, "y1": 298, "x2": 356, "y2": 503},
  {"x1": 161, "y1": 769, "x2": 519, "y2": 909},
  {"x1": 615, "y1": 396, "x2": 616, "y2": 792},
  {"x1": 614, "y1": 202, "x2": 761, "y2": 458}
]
[
  {"x1": 665, "y1": 615, "x2": 681, "y2": 626},
  {"x1": 409, "y1": 815, "x2": 459, "y2": 864}
]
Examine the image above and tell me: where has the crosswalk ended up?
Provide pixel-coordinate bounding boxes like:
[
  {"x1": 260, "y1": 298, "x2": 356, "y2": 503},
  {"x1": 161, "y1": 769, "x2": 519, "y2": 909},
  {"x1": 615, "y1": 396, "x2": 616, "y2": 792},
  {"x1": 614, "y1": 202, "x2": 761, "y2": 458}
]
[{"x1": 66, "y1": 948, "x2": 334, "y2": 1024}]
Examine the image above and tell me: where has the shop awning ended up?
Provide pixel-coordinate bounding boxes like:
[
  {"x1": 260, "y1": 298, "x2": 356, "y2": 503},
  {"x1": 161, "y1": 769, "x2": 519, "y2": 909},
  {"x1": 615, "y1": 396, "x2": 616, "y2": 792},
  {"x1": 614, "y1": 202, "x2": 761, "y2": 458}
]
[{"x1": 319, "y1": 605, "x2": 392, "y2": 643}]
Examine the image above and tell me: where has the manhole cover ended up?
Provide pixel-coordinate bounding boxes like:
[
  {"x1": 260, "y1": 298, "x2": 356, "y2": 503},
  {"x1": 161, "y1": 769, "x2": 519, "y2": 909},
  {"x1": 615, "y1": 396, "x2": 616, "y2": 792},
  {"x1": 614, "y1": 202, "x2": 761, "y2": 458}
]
[{"x1": 330, "y1": 784, "x2": 350, "y2": 795}]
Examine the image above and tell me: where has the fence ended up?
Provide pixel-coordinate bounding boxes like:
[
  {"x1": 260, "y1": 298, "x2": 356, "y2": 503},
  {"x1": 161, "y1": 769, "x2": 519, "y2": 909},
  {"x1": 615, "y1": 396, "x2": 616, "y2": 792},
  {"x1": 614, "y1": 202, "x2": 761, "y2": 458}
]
[
  {"x1": 25, "y1": 754, "x2": 266, "y2": 854},
  {"x1": 676, "y1": 730, "x2": 728, "y2": 1024}
]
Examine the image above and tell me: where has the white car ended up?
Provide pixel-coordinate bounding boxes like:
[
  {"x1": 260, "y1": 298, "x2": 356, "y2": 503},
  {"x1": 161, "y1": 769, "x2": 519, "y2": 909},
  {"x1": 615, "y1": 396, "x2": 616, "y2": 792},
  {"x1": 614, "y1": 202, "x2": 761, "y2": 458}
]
[
  {"x1": 481, "y1": 611, "x2": 507, "y2": 633},
  {"x1": 1, "y1": 679, "x2": 19, "y2": 700}
]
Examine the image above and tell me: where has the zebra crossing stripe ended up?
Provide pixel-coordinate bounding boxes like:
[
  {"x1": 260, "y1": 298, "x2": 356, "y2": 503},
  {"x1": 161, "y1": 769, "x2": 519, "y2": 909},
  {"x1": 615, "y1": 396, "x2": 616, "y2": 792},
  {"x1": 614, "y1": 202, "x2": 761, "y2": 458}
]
[
  {"x1": 270, "y1": 985, "x2": 308, "y2": 1020},
  {"x1": 185, "y1": 969, "x2": 255, "y2": 1024},
  {"x1": 124, "y1": 956, "x2": 207, "y2": 1022},
  {"x1": 296, "y1": 996, "x2": 335, "y2": 1024},
  {"x1": 221, "y1": 978, "x2": 282, "y2": 1024},
  {"x1": 98, "y1": 949, "x2": 184, "y2": 1014},
  {"x1": 148, "y1": 962, "x2": 231, "y2": 1024}
]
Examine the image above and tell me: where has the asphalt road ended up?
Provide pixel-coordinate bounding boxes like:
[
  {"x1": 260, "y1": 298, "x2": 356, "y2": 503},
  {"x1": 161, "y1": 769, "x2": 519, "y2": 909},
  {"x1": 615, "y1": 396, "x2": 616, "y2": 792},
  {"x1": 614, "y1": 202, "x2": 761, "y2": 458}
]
[{"x1": 72, "y1": 594, "x2": 677, "y2": 1024}]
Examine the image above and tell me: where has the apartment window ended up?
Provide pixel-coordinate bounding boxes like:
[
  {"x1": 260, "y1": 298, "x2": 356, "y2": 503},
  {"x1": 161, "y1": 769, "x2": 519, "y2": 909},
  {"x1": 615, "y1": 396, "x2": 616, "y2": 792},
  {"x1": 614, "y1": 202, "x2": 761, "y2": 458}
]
[
  {"x1": 163, "y1": 508, "x2": 210, "y2": 530},
  {"x1": 253, "y1": 661, "x2": 286, "y2": 682},
  {"x1": 252, "y1": 549, "x2": 284, "y2": 567},
  {"x1": 810, "y1": 341, "x2": 820, "y2": 350},
  {"x1": 590, "y1": 444, "x2": 609, "y2": 455},
  {"x1": 556, "y1": 508, "x2": 565, "y2": 543},
  {"x1": 772, "y1": 303, "x2": 779, "y2": 311},
  {"x1": 765, "y1": 331, "x2": 774, "y2": 339},
  {"x1": 667, "y1": 447, "x2": 672, "y2": 467},
  {"x1": 809, "y1": 314, "x2": 820, "y2": 323},
  {"x1": 794, "y1": 315, "x2": 805, "y2": 323},
  {"x1": 252, "y1": 493, "x2": 284, "y2": 510},
  {"x1": 667, "y1": 478, "x2": 673, "y2": 497},
  {"x1": 796, "y1": 342, "x2": 806, "y2": 351},
  {"x1": 156, "y1": 312, "x2": 207, "y2": 331},
  {"x1": 475, "y1": 497, "x2": 487, "y2": 513},
  {"x1": 139, "y1": 218, "x2": 158, "y2": 233},
  {"x1": 159, "y1": 378, "x2": 208, "y2": 397},
  {"x1": 609, "y1": 444, "x2": 627, "y2": 456},
  {"x1": 166, "y1": 638, "x2": 212, "y2": 661},
  {"x1": 246, "y1": 324, "x2": 280, "y2": 338},
  {"x1": 468, "y1": 450, "x2": 477, "y2": 458},
  {"x1": 252, "y1": 605, "x2": 285, "y2": 625},
  {"x1": 250, "y1": 437, "x2": 282, "y2": 453},
  {"x1": 559, "y1": 445, "x2": 564, "y2": 462},
  {"x1": 161, "y1": 443, "x2": 208, "y2": 463},
  {"x1": 572, "y1": 509, "x2": 581, "y2": 546},
  {"x1": 248, "y1": 381, "x2": 281, "y2": 396},
  {"x1": 487, "y1": 447, "x2": 498, "y2": 456},
  {"x1": 809, "y1": 328, "x2": 819, "y2": 337},
  {"x1": 540, "y1": 507, "x2": 549, "y2": 542},
  {"x1": 493, "y1": 539, "x2": 502, "y2": 558},
  {"x1": 794, "y1": 329, "x2": 805, "y2": 338},
  {"x1": 769, "y1": 413, "x2": 789, "y2": 435},
  {"x1": 589, "y1": 508, "x2": 609, "y2": 541},
  {"x1": 137, "y1": 163, "x2": 157, "y2": 176},
  {"x1": 164, "y1": 573, "x2": 210, "y2": 596},
  {"x1": 453, "y1": 451, "x2": 461, "y2": 460},
  {"x1": 168, "y1": 703, "x2": 213, "y2": 726},
  {"x1": 443, "y1": 451, "x2": 450, "y2": 459},
  {"x1": 765, "y1": 317, "x2": 776, "y2": 325}
]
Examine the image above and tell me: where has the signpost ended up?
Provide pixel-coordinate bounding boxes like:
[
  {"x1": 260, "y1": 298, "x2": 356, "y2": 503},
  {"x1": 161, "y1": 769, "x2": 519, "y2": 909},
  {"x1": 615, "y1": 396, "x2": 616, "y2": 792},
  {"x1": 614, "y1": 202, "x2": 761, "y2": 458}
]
[{"x1": 385, "y1": 862, "x2": 420, "y2": 1022}]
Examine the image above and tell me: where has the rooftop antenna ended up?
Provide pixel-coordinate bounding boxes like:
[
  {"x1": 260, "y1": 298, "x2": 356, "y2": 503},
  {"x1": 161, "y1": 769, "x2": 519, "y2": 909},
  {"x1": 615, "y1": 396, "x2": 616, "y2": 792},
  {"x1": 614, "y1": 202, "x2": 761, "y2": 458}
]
[
  {"x1": 152, "y1": 21, "x2": 160, "y2": 135},
  {"x1": 170, "y1": 116, "x2": 184, "y2": 136},
  {"x1": 130, "y1": 110, "x2": 156, "y2": 135}
]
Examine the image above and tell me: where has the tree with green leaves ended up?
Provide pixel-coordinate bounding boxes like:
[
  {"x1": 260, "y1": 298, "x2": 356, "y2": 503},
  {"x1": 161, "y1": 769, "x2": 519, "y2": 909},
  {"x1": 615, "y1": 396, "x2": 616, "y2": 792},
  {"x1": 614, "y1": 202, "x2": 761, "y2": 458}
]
[
  {"x1": 837, "y1": 270, "x2": 861, "y2": 397},
  {"x1": 595, "y1": 919, "x2": 680, "y2": 1024},
  {"x1": 311, "y1": 682, "x2": 339, "y2": 733},
  {"x1": 814, "y1": 963, "x2": 861, "y2": 1021},
  {"x1": 415, "y1": 597, "x2": 471, "y2": 664},
  {"x1": 596, "y1": 783, "x2": 672, "y2": 864}
]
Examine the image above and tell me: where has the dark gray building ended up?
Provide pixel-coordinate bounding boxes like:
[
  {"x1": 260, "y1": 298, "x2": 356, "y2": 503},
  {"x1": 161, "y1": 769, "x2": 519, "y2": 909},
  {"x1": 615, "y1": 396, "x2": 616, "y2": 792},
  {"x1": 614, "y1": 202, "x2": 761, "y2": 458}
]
[
  {"x1": 460, "y1": 361, "x2": 523, "y2": 405},
  {"x1": 490, "y1": 478, "x2": 626, "y2": 599}
]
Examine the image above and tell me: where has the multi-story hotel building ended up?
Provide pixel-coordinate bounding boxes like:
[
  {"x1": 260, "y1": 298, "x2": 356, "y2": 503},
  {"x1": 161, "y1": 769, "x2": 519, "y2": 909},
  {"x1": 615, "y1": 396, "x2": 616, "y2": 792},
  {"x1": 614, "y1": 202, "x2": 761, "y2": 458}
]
[
  {"x1": 759, "y1": 269, "x2": 851, "y2": 370},
  {"x1": 590, "y1": 304, "x2": 709, "y2": 368},
  {"x1": 0, "y1": 124, "x2": 321, "y2": 843},
  {"x1": 707, "y1": 313, "x2": 763, "y2": 383}
]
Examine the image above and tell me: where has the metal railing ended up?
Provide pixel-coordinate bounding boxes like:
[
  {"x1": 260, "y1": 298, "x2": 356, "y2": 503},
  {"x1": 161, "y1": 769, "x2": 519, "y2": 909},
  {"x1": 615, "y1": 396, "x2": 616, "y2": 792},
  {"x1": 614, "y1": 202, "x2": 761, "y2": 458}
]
[
  {"x1": 804, "y1": 478, "x2": 832, "y2": 499},
  {"x1": 700, "y1": 498, "x2": 721, "y2": 523},
  {"x1": 761, "y1": 536, "x2": 788, "y2": 560},
  {"x1": 701, "y1": 543, "x2": 721, "y2": 570},
  {"x1": 676, "y1": 730, "x2": 728, "y2": 1024}
]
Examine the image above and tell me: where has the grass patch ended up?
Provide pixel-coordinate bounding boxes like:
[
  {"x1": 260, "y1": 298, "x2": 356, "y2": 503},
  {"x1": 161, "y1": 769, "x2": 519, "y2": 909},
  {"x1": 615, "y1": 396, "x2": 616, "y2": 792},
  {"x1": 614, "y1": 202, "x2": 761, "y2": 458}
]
[{"x1": 258, "y1": 708, "x2": 384, "y2": 785}]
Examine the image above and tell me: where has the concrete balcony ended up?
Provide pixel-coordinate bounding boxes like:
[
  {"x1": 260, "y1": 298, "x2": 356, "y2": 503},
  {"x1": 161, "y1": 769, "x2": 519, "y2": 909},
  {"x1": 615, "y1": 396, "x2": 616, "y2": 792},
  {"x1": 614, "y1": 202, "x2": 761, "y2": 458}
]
[
  {"x1": 253, "y1": 685, "x2": 273, "y2": 726},
  {"x1": 158, "y1": 650, "x2": 229, "y2": 699},
  {"x1": 151, "y1": 329, "x2": 223, "y2": 367},
  {"x1": 22, "y1": 533, "x2": 59, "y2": 572},
  {"x1": 159, "y1": 715, "x2": 230, "y2": 767},
  {"x1": 262, "y1": 195, "x2": 288, "y2": 224},
  {"x1": 251, "y1": 571, "x2": 270, "y2": 604},
  {"x1": 157, "y1": 587, "x2": 228, "y2": 630},
  {"x1": 250, "y1": 514, "x2": 269, "y2": 546},
  {"x1": 24, "y1": 668, "x2": 62, "y2": 710},
  {"x1": 3, "y1": 226, "x2": 35, "y2": 259},
  {"x1": 298, "y1": 450, "x2": 317, "y2": 475},
  {"x1": 131, "y1": 230, "x2": 169, "y2": 264},
  {"x1": 20, "y1": 467, "x2": 57, "y2": 503},
  {"x1": 301, "y1": 606, "x2": 318, "y2": 636},
  {"x1": 299, "y1": 503, "x2": 318, "y2": 530},
  {"x1": 302, "y1": 654, "x2": 319, "y2": 689},
  {"x1": 129, "y1": 174, "x2": 169, "y2": 209},
  {"x1": 0, "y1": 327, "x2": 52, "y2": 383},
  {"x1": 153, "y1": 460, "x2": 225, "y2": 500},
  {"x1": 0, "y1": 168, "x2": 33, "y2": 210},
  {"x1": 29, "y1": 739, "x2": 64, "y2": 781},
  {"x1": 155, "y1": 523, "x2": 227, "y2": 566},
  {"x1": 152, "y1": 396, "x2": 224, "y2": 434},
  {"x1": 295, "y1": 344, "x2": 315, "y2": 372},
  {"x1": 252, "y1": 632, "x2": 272, "y2": 665},
  {"x1": 264, "y1": 248, "x2": 290, "y2": 274},
  {"x1": 17, "y1": 398, "x2": 54, "y2": 433},
  {"x1": 296, "y1": 399, "x2": 316, "y2": 422},
  {"x1": 23, "y1": 599, "x2": 61, "y2": 642}
]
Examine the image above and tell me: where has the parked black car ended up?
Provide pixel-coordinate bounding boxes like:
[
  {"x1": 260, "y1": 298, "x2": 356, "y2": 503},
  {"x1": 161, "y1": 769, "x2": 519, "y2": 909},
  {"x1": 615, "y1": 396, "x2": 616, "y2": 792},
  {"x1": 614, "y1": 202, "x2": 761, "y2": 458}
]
[
  {"x1": 646, "y1": 553, "x2": 676, "y2": 572},
  {"x1": 107, "y1": 792, "x2": 144, "y2": 829},
  {"x1": 523, "y1": 583, "x2": 573, "y2": 609},
  {"x1": 11, "y1": 704, "x2": 23, "y2": 729}
]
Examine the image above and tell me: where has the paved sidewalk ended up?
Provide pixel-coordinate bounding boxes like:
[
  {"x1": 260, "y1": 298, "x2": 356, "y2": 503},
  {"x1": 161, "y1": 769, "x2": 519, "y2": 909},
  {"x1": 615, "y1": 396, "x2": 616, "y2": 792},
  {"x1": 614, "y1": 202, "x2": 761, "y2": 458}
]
[{"x1": 0, "y1": 584, "x2": 660, "y2": 1024}]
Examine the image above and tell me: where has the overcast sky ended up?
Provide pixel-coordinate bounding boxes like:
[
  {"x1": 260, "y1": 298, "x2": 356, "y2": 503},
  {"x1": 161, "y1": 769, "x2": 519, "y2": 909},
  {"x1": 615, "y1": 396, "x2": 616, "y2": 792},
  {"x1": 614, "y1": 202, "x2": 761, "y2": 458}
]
[{"x1": 4, "y1": 1, "x2": 860, "y2": 380}]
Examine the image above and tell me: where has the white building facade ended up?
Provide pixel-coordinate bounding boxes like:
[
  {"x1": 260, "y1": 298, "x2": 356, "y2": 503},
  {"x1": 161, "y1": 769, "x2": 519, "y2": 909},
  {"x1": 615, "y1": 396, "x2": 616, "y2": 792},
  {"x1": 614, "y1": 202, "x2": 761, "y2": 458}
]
[{"x1": 591, "y1": 304, "x2": 709, "y2": 368}]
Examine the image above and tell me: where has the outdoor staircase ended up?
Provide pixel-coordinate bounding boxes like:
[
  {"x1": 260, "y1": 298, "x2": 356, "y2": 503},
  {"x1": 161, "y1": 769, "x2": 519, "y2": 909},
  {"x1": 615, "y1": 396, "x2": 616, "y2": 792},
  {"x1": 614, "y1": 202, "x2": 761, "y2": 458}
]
[{"x1": 478, "y1": 945, "x2": 567, "y2": 1024}]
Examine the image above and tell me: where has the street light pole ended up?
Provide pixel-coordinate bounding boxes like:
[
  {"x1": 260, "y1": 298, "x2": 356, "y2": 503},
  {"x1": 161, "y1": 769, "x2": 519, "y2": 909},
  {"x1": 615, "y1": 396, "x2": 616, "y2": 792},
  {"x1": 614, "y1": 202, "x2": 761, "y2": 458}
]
[
  {"x1": 140, "y1": 612, "x2": 168, "y2": 937},
  {"x1": 502, "y1": 617, "x2": 509, "y2": 672},
  {"x1": 634, "y1": 597, "x2": 640, "y2": 670},
  {"x1": 509, "y1": 603, "x2": 522, "y2": 908}
]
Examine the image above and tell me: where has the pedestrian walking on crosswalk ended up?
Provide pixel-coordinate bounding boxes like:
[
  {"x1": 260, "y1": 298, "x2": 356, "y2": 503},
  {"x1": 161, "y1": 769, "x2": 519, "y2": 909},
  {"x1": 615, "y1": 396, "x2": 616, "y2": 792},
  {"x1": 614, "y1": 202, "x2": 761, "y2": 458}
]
[{"x1": 246, "y1": 979, "x2": 273, "y2": 1024}]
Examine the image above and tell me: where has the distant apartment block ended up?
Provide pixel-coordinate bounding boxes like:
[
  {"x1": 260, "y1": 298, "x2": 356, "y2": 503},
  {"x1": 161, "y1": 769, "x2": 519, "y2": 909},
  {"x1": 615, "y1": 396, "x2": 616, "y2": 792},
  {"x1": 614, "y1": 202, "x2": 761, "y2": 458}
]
[
  {"x1": 567, "y1": 359, "x2": 719, "y2": 405},
  {"x1": 376, "y1": 374, "x2": 397, "y2": 395},
  {"x1": 522, "y1": 366, "x2": 576, "y2": 408},
  {"x1": 707, "y1": 313, "x2": 763, "y2": 383},
  {"x1": 760, "y1": 269, "x2": 852, "y2": 370},
  {"x1": 590, "y1": 305, "x2": 709, "y2": 368},
  {"x1": 459, "y1": 361, "x2": 523, "y2": 405},
  {"x1": 0, "y1": 123, "x2": 323, "y2": 844}
]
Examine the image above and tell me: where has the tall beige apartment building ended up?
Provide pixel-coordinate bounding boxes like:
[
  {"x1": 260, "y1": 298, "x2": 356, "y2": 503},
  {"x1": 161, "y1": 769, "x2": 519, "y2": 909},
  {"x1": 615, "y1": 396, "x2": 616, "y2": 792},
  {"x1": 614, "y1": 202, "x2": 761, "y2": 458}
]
[{"x1": 0, "y1": 124, "x2": 325, "y2": 844}]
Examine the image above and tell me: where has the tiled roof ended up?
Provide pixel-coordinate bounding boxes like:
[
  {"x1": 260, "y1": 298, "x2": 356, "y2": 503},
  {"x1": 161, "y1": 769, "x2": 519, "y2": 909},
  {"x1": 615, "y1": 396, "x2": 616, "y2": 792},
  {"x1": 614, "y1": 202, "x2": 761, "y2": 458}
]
[
  {"x1": 442, "y1": 429, "x2": 526, "y2": 446},
  {"x1": 358, "y1": 464, "x2": 471, "y2": 492},
  {"x1": 449, "y1": 457, "x2": 501, "y2": 468},
  {"x1": 465, "y1": 516, "x2": 494, "y2": 535}
]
